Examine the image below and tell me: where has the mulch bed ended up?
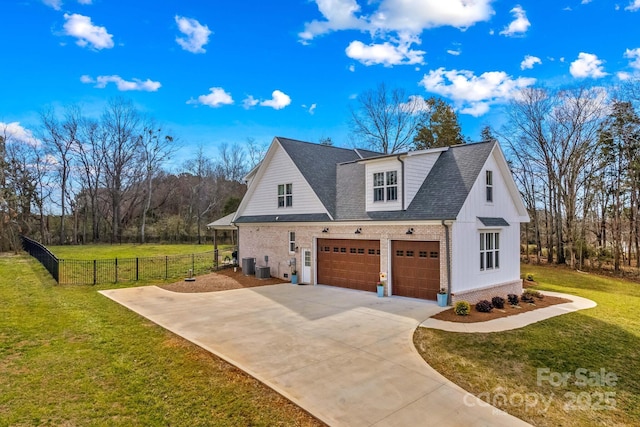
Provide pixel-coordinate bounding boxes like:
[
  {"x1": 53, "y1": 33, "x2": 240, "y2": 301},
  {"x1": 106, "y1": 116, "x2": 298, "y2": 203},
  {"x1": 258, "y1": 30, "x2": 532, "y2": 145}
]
[
  {"x1": 432, "y1": 294, "x2": 571, "y2": 323},
  {"x1": 160, "y1": 267, "x2": 287, "y2": 293}
]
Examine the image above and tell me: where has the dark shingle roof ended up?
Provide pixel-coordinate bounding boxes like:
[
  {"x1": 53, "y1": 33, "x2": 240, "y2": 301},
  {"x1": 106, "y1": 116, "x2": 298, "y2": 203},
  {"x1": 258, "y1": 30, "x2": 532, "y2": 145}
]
[
  {"x1": 360, "y1": 141, "x2": 496, "y2": 221},
  {"x1": 276, "y1": 137, "x2": 379, "y2": 217},
  {"x1": 234, "y1": 214, "x2": 331, "y2": 223},
  {"x1": 478, "y1": 217, "x2": 510, "y2": 227}
]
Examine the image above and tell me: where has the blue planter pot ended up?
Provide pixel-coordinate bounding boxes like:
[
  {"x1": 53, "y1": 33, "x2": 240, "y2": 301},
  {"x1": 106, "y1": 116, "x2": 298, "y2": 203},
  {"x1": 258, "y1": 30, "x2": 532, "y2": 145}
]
[
  {"x1": 437, "y1": 293, "x2": 448, "y2": 307},
  {"x1": 377, "y1": 285, "x2": 384, "y2": 297},
  {"x1": 291, "y1": 274, "x2": 298, "y2": 285}
]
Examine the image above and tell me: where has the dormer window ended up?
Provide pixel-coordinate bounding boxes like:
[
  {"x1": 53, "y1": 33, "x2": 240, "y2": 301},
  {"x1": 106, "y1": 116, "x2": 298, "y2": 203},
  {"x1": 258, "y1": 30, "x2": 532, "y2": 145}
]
[
  {"x1": 486, "y1": 170, "x2": 493, "y2": 203},
  {"x1": 373, "y1": 171, "x2": 398, "y2": 202},
  {"x1": 278, "y1": 183, "x2": 292, "y2": 208}
]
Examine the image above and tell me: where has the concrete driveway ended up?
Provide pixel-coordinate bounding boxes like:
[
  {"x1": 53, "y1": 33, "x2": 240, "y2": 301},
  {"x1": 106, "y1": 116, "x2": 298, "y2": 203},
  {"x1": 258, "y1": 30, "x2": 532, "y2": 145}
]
[{"x1": 100, "y1": 284, "x2": 530, "y2": 427}]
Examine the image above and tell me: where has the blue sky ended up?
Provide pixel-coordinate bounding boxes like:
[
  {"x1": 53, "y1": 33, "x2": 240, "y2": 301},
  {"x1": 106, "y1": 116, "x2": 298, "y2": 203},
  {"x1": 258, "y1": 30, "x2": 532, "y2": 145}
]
[{"x1": 2, "y1": 0, "x2": 640, "y2": 164}]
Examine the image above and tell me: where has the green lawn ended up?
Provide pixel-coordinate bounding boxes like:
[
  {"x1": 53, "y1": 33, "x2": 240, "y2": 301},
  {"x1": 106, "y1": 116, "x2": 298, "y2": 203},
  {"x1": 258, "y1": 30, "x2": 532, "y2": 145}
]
[
  {"x1": 48, "y1": 243, "x2": 228, "y2": 260},
  {"x1": 414, "y1": 264, "x2": 640, "y2": 427},
  {"x1": 0, "y1": 254, "x2": 322, "y2": 426}
]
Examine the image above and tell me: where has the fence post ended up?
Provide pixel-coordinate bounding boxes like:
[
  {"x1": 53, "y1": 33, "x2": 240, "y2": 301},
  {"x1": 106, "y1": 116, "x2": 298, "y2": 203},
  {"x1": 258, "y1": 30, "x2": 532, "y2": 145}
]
[
  {"x1": 93, "y1": 259, "x2": 97, "y2": 285},
  {"x1": 192, "y1": 253, "x2": 195, "y2": 275},
  {"x1": 214, "y1": 249, "x2": 219, "y2": 271},
  {"x1": 136, "y1": 257, "x2": 139, "y2": 281},
  {"x1": 165, "y1": 256, "x2": 168, "y2": 279},
  {"x1": 115, "y1": 257, "x2": 118, "y2": 283}
]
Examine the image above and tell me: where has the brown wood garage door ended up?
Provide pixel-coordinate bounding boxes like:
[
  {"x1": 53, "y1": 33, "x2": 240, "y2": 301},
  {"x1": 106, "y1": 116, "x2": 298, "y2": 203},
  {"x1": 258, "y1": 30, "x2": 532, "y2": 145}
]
[
  {"x1": 392, "y1": 241, "x2": 440, "y2": 300},
  {"x1": 317, "y1": 239, "x2": 380, "y2": 292}
]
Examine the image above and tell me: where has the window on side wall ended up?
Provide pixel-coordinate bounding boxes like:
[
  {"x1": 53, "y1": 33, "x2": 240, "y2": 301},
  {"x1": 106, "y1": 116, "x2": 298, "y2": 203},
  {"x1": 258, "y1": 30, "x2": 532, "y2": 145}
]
[
  {"x1": 278, "y1": 183, "x2": 293, "y2": 208},
  {"x1": 480, "y1": 231, "x2": 500, "y2": 271},
  {"x1": 289, "y1": 231, "x2": 296, "y2": 253},
  {"x1": 486, "y1": 170, "x2": 493, "y2": 203}
]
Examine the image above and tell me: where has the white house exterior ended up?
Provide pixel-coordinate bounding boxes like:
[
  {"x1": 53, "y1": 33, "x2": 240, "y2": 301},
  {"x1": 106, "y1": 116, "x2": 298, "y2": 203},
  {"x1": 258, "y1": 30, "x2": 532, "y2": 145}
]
[{"x1": 232, "y1": 137, "x2": 529, "y2": 304}]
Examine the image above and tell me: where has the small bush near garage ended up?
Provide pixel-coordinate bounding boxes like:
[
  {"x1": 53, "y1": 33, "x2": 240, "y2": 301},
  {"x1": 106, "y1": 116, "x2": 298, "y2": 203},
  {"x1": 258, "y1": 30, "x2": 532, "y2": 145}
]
[
  {"x1": 523, "y1": 289, "x2": 544, "y2": 299},
  {"x1": 454, "y1": 301, "x2": 471, "y2": 316},
  {"x1": 491, "y1": 296, "x2": 505, "y2": 309},
  {"x1": 507, "y1": 294, "x2": 519, "y2": 306},
  {"x1": 521, "y1": 292, "x2": 535, "y2": 303},
  {"x1": 475, "y1": 300, "x2": 493, "y2": 313}
]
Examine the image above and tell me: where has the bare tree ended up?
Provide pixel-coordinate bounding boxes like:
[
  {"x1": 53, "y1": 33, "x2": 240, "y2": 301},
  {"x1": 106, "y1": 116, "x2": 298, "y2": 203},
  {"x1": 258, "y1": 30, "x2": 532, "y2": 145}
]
[
  {"x1": 217, "y1": 142, "x2": 247, "y2": 182},
  {"x1": 183, "y1": 146, "x2": 217, "y2": 244},
  {"x1": 350, "y1": 83, "x2": 424, "y2": 154}
]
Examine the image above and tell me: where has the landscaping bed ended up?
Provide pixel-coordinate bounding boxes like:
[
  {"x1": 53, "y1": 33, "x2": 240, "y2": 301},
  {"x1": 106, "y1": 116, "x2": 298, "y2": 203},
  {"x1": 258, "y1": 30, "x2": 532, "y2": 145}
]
[
  {"x1": 432, "y1": 293, "x2": 571, "y2": 323},
  {"x1": 160, "y1": 268, "x2": 287, "y2": 293}
]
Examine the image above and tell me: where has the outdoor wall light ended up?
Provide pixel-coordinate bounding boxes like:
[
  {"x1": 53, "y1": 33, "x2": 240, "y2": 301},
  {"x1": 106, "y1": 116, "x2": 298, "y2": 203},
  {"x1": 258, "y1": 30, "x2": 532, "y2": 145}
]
[
  {"x1": 406, "y1": 228, "x2": 414, "y2": 235},
  {"x1": 355, "y1": 228, "x2": 362, "y2": 234},
  {"x1": 322, "y1": 227, "x2": 329, "y2": 233}
]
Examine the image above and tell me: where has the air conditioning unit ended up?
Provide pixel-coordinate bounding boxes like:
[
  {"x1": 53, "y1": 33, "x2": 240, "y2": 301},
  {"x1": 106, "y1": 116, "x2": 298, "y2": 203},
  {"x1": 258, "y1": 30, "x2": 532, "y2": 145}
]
[{"x1": 255, "y1": 266, "x2": 270, "y2": 279}]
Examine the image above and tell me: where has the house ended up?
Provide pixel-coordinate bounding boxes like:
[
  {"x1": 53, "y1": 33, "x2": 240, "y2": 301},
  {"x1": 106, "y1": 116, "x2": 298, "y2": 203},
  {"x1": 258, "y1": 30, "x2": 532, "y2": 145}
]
[{"x1": 231, "y1": 137, "x2": 529, "y2": 304}]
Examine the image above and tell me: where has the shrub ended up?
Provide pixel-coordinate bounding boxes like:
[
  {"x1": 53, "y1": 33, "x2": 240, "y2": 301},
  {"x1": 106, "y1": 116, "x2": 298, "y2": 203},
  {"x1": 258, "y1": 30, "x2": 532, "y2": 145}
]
[
  {"x1": 475, "y1": 300, "x2": 493, "y2": 313},
  {"x1": 526, "y1": 273, "x2": 534, "y2": 281},
  {"x1": 491, "y1": 296, "x2": 505, "y2": 309},
  {"x1": 521, "y1": 292, "x2": 535, "y2": 303},
  {"x1": 454, "y1": 301, "x2": 471, "y2": 316},
  {"x1": 507, "y1": 294, "x2": 519, "y2": 305},
  {"x1": 524, "y1": 289, "x2": 544, "y2": 299}
]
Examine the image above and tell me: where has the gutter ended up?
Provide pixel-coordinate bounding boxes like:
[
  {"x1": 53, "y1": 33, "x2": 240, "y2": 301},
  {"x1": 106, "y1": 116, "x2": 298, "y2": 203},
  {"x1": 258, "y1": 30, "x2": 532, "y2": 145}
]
[{"x1": 441, "y1": 219, "x2": 452, "y2": 305}]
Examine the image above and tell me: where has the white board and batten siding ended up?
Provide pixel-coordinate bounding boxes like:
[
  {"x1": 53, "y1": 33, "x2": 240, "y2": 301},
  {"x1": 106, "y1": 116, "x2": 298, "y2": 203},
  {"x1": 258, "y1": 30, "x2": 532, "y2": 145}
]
[
  {"x1": 241, "y1": 144, "x2": 326, "y2": 217},
  {"x1": 451, "y1": 150, "x2": 524, "y2": 294}
]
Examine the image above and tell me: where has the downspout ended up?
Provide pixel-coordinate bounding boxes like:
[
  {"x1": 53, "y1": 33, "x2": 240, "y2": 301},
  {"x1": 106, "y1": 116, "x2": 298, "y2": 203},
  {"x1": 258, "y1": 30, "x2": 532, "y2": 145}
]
[
  {"x1": 442, "y1": 219, "x2": 452, "y2": 305},
  {"x1": 397, "y1": 155, "x2": 405, "y2": 210}
]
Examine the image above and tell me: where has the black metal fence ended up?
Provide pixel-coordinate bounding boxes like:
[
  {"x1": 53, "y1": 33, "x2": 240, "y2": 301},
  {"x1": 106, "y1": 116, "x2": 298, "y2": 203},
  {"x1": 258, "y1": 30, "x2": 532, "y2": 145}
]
[
  {"x1": 21, "y1": 235, "x2": 59, "y2": 282},
  {"x1": 21, "y1": 236, "x2": 232, "y2": 285}
]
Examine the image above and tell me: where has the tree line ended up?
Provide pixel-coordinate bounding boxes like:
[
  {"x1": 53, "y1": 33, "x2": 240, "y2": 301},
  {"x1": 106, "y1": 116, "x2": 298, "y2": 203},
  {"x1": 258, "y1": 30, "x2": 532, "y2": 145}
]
[{"x1": 0, "y1": 98, "x2": 253, "y2": 251}]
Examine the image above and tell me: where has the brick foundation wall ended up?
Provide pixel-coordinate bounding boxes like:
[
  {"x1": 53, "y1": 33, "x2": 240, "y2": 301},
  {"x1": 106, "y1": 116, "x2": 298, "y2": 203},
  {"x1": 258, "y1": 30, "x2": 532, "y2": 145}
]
[{"x1": 450, "y1": 280, "x2": 523, "y2": 305}]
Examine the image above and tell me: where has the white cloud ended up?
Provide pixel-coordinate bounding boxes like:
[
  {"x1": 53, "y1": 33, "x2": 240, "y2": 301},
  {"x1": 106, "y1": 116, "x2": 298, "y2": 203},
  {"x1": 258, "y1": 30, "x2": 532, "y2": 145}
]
[
  {"x1": 308, "y1": 103, "x2": 317, "y2": 114},
  {"x1": 419, "y1": 67, "x2": 536, "y2": 116},
  {"x1": 618, "y1": 71, "x2": 633, "y2": 81},
  {"x1": 520, "y1": 55, "x2": 541, "y2": 70},
  {"x1": 447, "y1": 49, "x2": 461, "y2": 56},
  {"x1": 242, "y1": 95, "x2": 259, "y2": 109},
  {"x1": 624, "y1": 48, "x2": 640, "y2": 69},
  {"x1": 43, "y1": 0, "x2": 62, "y2": 9},
  {"x1": 260, "y1": 90, "x2": 291, "y2": 110},
  {"x1": 188, "y1": 87, "x2": 234, "y2": 107},
  {"x1": 78, "y1": 0, "x2": 93, "y2": 4},
  {"x1": 626, "y1": 0, "x2": 640, "y2": 11},
  {"x1": 345, "y1": 34, "x2": 425, "y2": 66},
  {"x1": 300, "y1": 0, "x2": 494, "y2": 41},
  {"x1": 0, "y1": 122, "x2": 37, "y2": 145},
  {"x1": 81, "y1": 75, "x2": 161, "y2": 91},
  {"x1": 348, "y1": 64, "x2": 356, "y2": 72},
  {"x1": 175, "y1": 16, "x2": 211, "y2": 54},
  {"x1": 500, "y1": 5, "x2": 530, "y2": 36},
  {"x1": 569, "y1": 52, "x2": 607, "y2": 78},
  {"x1": 63, "y1": 13, "x2": 113, "y2": 50}
]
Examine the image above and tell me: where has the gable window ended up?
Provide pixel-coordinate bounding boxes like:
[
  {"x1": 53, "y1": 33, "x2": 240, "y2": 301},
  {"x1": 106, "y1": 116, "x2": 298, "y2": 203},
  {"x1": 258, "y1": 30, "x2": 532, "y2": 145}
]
[
  {"x1": 486, "y1": 170, "x2": 493, "y2": 203},
  {"x1": 373, "y1": 171, "x2": 398, "y2": 202},
  {"x1": 278, "y1": 183, "x2": 293, "y2": 208},
  {"x1": 480, "y1": 232, "x2": 500, "y2": 271},
  {"x1": 289, "y1": 231, "x2": 296, "y2": 253}
]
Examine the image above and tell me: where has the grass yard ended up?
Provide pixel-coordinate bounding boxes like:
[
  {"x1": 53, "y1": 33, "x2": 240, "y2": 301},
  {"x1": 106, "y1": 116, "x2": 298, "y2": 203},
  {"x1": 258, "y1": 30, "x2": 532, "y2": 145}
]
[
  {"x1": 48, "y1": 243, "x2": 230, "y2": 260},
  {"x1": 414, "y1": 264, "x2": 640, "y2": 427},
  {"x1": 0, "y1": 254, "x2": 322, "y2": 426}
]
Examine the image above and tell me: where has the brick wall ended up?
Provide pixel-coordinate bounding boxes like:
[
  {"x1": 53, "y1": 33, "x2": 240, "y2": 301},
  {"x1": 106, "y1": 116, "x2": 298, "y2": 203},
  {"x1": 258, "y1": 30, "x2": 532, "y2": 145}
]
[{"x1": 450, "y1": 280, "x2": 522, "y2": 305}]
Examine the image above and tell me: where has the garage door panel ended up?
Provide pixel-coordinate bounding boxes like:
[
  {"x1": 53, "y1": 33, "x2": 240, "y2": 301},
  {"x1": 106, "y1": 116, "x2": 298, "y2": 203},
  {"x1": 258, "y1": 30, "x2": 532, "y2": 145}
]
[
  {"x1": 317, "y1": 239, "x2": 380, "y2": 292},
  {"x1": 392, "y1": 241, "x2": 441, "y2": 301}
]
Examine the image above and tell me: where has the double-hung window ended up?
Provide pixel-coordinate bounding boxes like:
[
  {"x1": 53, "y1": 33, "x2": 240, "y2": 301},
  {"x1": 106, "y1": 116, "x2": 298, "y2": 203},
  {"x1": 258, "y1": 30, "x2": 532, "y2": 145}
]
[
  {"x1": 486, "y1": 170, "x2": 493, "y2": 203},
  {"x1": 288, "y1": 231, "x2": 296, "y2": 253},
  {"x1": 373, "y1": 171, "x2": 398, "y2": 202},
  {"x1": 480, "y1": 232, "x2": 500, "y2": 271},
  {"x1": 278, "y1": 183, "x2": 293, "y2": 208}
]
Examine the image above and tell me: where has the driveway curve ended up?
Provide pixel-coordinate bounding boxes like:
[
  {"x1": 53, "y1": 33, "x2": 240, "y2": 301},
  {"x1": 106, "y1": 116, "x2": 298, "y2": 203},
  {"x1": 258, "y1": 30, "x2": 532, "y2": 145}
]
[{"x1": 101, "y1": 284, "x2": 531, "y2": 427}]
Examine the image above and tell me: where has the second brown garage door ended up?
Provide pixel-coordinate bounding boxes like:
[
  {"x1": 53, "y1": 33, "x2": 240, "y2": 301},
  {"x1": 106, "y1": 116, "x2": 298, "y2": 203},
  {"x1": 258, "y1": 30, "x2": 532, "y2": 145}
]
[
  {"x1": 392, "y1": 241, "x2": 440, "y2": 300},
  {"x1": 317, "y1": 239, "x2": 380, "y2": 292}
]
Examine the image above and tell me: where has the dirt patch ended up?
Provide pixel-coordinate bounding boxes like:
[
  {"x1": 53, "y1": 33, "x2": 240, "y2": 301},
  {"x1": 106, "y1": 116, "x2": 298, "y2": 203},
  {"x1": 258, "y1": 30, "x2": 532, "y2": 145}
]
[
  {"x1": 160, "y1": 267, "x2": 288, "y2": 293},
  {"x1": 432, "y1": 294, "x2": 571, "y2": 323}
]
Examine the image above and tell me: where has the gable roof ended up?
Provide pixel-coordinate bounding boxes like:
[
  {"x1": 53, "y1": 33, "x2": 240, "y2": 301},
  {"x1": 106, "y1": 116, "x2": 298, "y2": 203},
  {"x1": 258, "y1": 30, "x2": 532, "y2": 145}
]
[{"x1": 276, "y1": 137, "x2": 380, "y2": 218}]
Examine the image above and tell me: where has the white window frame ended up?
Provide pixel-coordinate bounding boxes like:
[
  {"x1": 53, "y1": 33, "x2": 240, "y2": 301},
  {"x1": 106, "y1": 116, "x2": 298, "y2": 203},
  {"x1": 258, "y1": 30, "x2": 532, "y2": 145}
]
[
  {"x1": 486, "y1": 170, "x2": 493, "y2": 203},
  {"x1": 278, "y1": 183, "x2": 293, "y2": 208},
  {"x1": 288, "y1": 231, "x2": 296, "y2": 253},
  {"x1": 480, "y1": 231, "x2": 500, "y2": 271},
  {"x1": 373, "y1": 170, "x2": 398, "y2": 202}
]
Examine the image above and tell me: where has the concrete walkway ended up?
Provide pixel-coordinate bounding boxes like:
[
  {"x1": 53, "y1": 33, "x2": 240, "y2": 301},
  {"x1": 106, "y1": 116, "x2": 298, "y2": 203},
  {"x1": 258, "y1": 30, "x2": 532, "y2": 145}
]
[
  {"x1": 420, "y1": 291, "x2": 597, "y2": 333},
  {"x1": 100, "y1": 284, "x2": 536, "y2": 427}
]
